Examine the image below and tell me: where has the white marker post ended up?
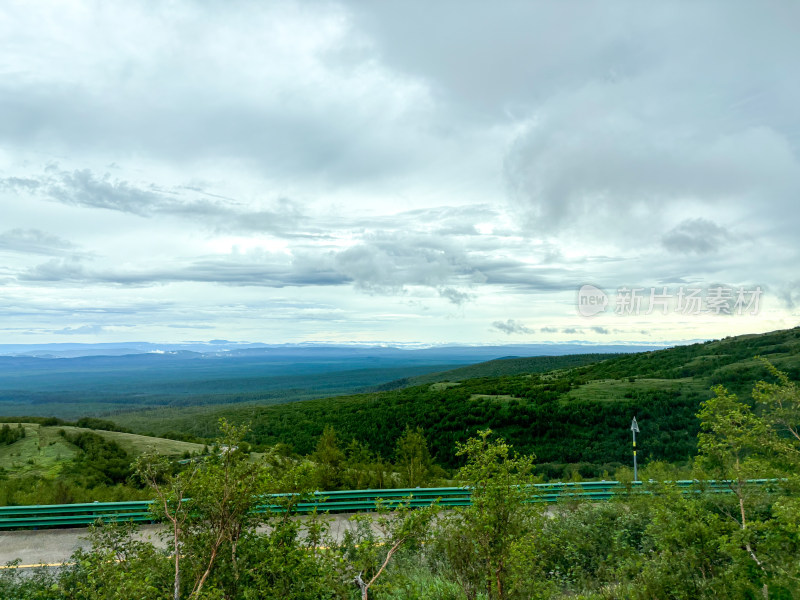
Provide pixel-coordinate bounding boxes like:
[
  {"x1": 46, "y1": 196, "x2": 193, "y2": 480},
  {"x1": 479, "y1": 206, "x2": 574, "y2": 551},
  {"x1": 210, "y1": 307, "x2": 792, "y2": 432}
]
[{"x1": 631, "y1": 416, "x2": 639, "y2": 482}]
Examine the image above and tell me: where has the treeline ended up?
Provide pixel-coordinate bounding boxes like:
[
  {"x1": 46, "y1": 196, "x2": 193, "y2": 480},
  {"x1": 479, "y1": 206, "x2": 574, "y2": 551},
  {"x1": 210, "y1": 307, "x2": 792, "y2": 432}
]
[
  {"x1": 2, "y1": 365, "x2": 799, "y2": 600},
  {"x1": 0, "y1": 423, "x2": 25, "y2": 445},
  {"x1": 0, "y1": 416, "x2": 131, "y2": 433},
  {"x1": 58, "y1": 431, "x2": 134, "y2": 487},
  {"x1": 399, "y1": 352, "x2": 620, "y2": 387}
]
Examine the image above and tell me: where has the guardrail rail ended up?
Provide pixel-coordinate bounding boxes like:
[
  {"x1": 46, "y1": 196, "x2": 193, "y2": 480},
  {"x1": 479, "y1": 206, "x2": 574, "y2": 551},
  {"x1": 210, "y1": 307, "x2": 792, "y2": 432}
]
[{"x1": 0, "y1": 479, "x2": 779, "y2": 530}]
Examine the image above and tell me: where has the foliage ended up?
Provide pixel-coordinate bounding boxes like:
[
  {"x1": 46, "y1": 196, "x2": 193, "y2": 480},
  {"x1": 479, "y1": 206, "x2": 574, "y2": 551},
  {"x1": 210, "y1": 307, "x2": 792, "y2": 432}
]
[
  {"x1": 692, "y1": 362, "x2": 800, "y2": 597},
  {"x1": 344, "y1": 500, "x2": 436, "y2": 599},
  {"x1": 238, "y1": 516, "x2": 347, "y2": 600},
  {"x1": 395, "y1": 426, "x2": 434, "y2": 487},
  {"x1": 434, "y1": 429, "x2": 540, "y2": 600},
  {"x1": 60, "y1": 430, "x2": 132, "y2": 486},
  {"x1": 0, "y1": 423, "x2": 25, "y2": 445},
  {"x1": 312, "y1": 425, "x2": 345, "y2": 491}
]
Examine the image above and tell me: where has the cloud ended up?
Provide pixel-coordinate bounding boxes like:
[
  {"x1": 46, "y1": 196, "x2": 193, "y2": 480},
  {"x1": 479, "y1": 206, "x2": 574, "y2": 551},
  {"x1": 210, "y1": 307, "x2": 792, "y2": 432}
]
[
  {"x1": 590, "y1": 326, "x2": 610, "y2": 334},
  {"x1": 497, "y1": 4, "x2": 800, "y2": 247},
  {"x1": 3, "y1": 169, "x2": 307, "y2": 236},
  {"x1": 44, "y1": 169, "x2": 162, "y2": 215},
  {"x1": 12, "y1": 235, "x2": 488, "y2": 304},
  {"x1": 0, "y1": 2, "x2": 440, "y2": 186},
  {"x1": 53, "y1": 324, "x2": 106, "y2": 335},
  {"x1": 17, "y1": 251, "x2": 348, "y2": 288},
  {"x1": 332, "y1": 233, "x2": 486, "y2": 294},
  {"x1": 0, "y1": 1, "x2": 798, "y2": 344},
  {"x1": 0, "y1": 229, "x2": 79, "y2": 256},
  {"x1": 662, "y1": 218, "x2": 732, "y2": 254},
  {"x1": 491, "y1": 319, "x2": 533, "y2": 335},
  {"x1": 438, "y1": 287, "x2": 473, "y2": 305}
]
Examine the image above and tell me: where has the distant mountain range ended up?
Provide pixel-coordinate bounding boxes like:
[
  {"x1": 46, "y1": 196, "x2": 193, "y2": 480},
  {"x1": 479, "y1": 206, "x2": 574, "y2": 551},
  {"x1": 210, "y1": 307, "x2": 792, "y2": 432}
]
[{"x1": 0, "y1": 340, "x2": 671, "y2": 359}]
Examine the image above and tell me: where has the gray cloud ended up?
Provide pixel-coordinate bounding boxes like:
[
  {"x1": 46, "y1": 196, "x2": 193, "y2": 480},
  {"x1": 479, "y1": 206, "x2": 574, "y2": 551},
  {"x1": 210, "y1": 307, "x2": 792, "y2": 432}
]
[
  {"x1": 2, "y1": 169, "x2": 307, "y2": 236},
  {"x1": 0, "y1": 229, "x2": 79, "y2": 256},
  {"x1": 45, "y1": 169, "x2": 162, "y2": 215},
  {"x1": 494, "y1": 4, "x2": 800, "y2": 251},
  {"x1": 332, "y1": 233, "x2": 485, "y2": 294},
  {"x1": 590, "y1": 326, "x2": 610, "y2": 335},
  {"x1": 12, "y1": 234, "x2": 494, "y2": 304},
  {"x1": 17, "y1": 253, "x2": 348, "y2": 288},
  {"x1": 438, "y1": 287, "x2": 473, "y2": 305},
  {"x1": 662, "y1": 218, "x2": 732, "y2": 254},
  {"x1": 491, "y1": 319, "x2": 533, "y2": 335},
  {"x1": 0, "y1": 2, "x2": 442, "y2": 188}
]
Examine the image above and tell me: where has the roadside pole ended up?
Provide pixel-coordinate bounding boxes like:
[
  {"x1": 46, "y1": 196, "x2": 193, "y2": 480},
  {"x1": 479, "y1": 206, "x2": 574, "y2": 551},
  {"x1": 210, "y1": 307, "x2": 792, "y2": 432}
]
[{"x1": 631, "y1": 416, "x2": 639, "y2": 482}]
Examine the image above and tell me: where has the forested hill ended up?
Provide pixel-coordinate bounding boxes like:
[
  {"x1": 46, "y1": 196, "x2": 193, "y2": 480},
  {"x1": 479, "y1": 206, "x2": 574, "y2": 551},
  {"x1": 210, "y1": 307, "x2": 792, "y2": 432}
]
[
  {"x1": 119, "y1": 327, "x2": 800, "y2": 479},
  {"x1": 369, "y1": 353, "x2": 620, "y2": 391},
  {"x1": 410, "y1": 353, "x2": 623, "y2": 385}
]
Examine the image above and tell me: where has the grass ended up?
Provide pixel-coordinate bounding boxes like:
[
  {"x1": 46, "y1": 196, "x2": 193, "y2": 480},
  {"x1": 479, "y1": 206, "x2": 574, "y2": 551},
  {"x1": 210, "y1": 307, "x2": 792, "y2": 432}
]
[
  {"x1": 566, "y1": 377, "x2": 706, "y2": 403},
  {"x1": 0, "y1": 424, "x2": 77, "y2": 478},
  {"x1": 468, "y1": 394, "x2": 517, "y2": 402},
  {"x1": 0, "y1": 424, "x2": 204, "y2": 478},
  {"x1": 430, "y1": 382, "x2": 461, "y2": 391},
  {"x1": 56, "y1": 426, "x2": 205, "y2": 456}
]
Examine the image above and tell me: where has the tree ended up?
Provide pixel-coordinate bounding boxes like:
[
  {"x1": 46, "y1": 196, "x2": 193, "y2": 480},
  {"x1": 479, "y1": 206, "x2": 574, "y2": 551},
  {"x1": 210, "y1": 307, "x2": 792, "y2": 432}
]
[
  {"x1": 183, "y1": 419, "x2": 269, "y2": 597},
  {"x1": 312, "y1": 425, "x2": 344, "y2": 490},
  {"x1": 436, "y1": 429, "x2": 537, "y2": 600},
  {"x1": 696, "y1": 375, "x2": 800, "y2": 599},
  {"x1": 343, "y1": 439, "x2": 373, "y2": 490},
  {"x1": 395, "y1": 426, "x2": 433, "y2": 487},
  {"x1": 135, "y1": 453, "x2": 197, "y2": 600},
  {"x1": 344, "y1": 500, "x2": 436, "y2": 600},
  {"x1": 753, "y1": 357, "x2": 800, "y2": 455},
  {"x1": 136, "y1": 419, "x2": 270, "y2": 599}
]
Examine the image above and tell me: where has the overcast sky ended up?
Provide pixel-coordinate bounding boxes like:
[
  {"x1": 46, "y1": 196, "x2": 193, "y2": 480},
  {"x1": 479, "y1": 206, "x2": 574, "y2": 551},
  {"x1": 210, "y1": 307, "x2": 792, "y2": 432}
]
[{"x1": 1, "y1": 1, "x2": 798, "y2": 345}]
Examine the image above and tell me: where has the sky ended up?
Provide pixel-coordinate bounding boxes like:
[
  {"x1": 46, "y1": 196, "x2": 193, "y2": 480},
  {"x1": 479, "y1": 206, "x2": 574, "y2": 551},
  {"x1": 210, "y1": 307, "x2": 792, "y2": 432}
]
[{"x1": 1, "y1": 0, "x2": 799, "y2": 346}]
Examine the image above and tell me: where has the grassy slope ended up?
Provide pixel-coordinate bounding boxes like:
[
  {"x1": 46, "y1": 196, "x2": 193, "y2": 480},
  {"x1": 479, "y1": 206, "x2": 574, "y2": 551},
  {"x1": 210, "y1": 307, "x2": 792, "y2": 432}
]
[
  {"x1": 0, "y1": 424, "x2": 203, "y2": 478},
  {"x1": 565, "y1": 377, "x2": 707, "y2": 402}
]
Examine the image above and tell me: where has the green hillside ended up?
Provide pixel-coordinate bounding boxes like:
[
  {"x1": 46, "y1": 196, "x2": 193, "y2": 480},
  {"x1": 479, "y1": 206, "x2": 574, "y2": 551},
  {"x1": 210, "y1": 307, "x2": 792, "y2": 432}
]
[
  {"x1": 395, "y1": 353, "x2": 620, "y2": 387},
  {"x1": 0, "y1": 423, "x2": 203, "y2": 479},
  {"x1": 115, "y1": 327, "x2": 800, "y2": 478}
]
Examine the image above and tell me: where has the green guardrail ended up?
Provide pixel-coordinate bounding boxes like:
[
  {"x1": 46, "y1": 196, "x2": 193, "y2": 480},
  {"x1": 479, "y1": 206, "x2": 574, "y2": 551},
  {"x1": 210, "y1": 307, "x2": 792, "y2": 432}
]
[{"x1": 0, "y1": 479, "x2": 779, "y2": 530}]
